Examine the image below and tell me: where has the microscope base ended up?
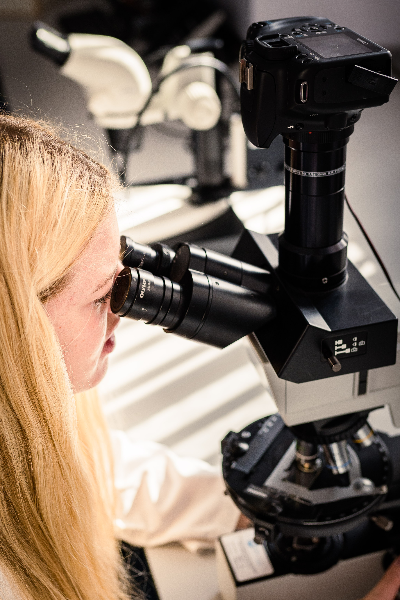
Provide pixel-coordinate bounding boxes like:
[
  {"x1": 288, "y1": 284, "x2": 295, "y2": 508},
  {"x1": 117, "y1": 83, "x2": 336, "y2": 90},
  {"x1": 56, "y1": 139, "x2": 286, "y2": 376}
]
[{"x1": 216, "y1": 528, "x2": 385, "y2": 600}]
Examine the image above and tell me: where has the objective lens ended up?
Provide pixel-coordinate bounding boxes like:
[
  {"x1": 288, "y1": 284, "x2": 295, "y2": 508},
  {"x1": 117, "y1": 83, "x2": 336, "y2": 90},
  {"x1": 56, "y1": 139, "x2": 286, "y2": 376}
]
[{"x1": 322, "y1": 441, "x2": 351, "y2": 475}]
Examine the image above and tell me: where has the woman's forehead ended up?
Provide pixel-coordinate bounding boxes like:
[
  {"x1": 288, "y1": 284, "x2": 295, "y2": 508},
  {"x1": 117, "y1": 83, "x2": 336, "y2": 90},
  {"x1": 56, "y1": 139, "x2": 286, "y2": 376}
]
[{"x1": 69, "y1": 208, "x2": 120, "y2": 293}]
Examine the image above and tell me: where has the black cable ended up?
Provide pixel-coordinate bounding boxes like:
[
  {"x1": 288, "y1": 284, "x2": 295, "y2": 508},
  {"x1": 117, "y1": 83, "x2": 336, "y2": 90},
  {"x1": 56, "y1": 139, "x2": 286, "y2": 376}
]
[
  {"x1": 119, "y1": 55, "x2": 240, "y2": 183},
  {"x1": 345, "y1": 192, "x2": 400, "y2": 303},
  {"x1": 156, "y1": 55, "x2": 240, "y2": 97}
]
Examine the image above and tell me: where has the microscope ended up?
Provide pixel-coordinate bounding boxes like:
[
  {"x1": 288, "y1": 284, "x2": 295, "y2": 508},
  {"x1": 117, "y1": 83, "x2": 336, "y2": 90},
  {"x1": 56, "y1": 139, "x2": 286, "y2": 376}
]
[
  {"x1": 30, "y1": 23, "x2": 230, "y2": 190},
  {"x1": 111, "y1": 15, "x2": 400, "y2": 589}
]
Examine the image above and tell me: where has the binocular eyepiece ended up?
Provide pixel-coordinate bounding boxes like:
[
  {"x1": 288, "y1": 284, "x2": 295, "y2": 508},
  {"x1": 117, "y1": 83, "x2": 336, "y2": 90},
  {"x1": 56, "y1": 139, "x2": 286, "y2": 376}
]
[{"x1": 111, "y1": 236, "x2": 276, "y2": 348}]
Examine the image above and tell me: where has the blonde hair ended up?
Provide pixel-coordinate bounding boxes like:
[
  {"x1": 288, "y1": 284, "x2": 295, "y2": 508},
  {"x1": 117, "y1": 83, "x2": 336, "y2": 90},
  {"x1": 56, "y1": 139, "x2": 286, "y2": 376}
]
[{"x1": 0, "y1": 114, "x2": 135, "y2": 600}]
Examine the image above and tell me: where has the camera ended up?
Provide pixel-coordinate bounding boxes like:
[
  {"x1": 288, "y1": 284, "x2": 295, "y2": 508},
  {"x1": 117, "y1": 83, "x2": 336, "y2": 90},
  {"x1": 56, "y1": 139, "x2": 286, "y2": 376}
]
[
  {"x1": 239, "y1": 16, "x2": 397, "y2": 148},
  {"x1": 111, "y1": 16, "x2": 400, "y2": 579}
]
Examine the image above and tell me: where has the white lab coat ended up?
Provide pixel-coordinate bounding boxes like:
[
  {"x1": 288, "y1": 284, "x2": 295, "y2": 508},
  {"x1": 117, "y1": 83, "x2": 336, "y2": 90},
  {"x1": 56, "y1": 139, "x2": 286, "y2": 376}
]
[
  {"x1": 0, "y1": 430, "x2": 240, "y2": 599},
  {"x1": 111, "y1": 429, "x2": 240, "y2": 551}
]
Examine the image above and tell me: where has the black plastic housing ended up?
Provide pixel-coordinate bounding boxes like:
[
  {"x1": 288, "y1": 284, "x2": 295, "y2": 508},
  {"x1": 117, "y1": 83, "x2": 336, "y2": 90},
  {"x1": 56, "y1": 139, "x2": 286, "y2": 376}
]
[{"x1": 233, "y1": 230, "x2": 398, "y2": 383}]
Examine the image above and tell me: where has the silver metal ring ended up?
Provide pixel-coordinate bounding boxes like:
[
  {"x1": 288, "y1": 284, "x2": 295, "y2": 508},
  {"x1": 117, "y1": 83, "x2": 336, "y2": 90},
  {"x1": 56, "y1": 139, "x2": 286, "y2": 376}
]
[{"x1": 284, "y1": 163, "x2": 346, "y2": 177}]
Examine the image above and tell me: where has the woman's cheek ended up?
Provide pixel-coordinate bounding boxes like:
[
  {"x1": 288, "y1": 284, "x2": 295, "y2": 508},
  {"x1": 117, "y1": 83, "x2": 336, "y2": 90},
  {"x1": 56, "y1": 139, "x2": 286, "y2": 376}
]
[{"x1": 91, "y1": 305, "x2": 109, "y2": 346}]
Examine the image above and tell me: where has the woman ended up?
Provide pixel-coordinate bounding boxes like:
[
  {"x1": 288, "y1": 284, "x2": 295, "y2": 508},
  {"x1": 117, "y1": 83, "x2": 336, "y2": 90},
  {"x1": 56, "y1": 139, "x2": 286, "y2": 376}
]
[
  {"x1": 0, "y1": 114, "x2": 240, "y2": 600},
  {"x1": 0, "y1": 113, "x2": 398, "y2": 600},
  {"x1": 0, "y1": 113, "x2": 133, "y2": 600}
]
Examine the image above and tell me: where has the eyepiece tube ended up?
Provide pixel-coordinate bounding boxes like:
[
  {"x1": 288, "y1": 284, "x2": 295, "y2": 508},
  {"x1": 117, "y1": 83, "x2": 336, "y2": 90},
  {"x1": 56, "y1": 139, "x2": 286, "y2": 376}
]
[
  {"x1": 110, "y1": 267, "x2": 184, "y2": 330},
  {"x1": 111, "y1": 265, "x2": 276, "y2": 348},
  {"x1": 120, "y1": 237, "x2": 272, "y2": 296},
  {"x1": 171, "y1": 243, "x2": 272, "y2": 294},
  {"x1": 120, "y1": 236, "x2": 176, "y2": 276}
]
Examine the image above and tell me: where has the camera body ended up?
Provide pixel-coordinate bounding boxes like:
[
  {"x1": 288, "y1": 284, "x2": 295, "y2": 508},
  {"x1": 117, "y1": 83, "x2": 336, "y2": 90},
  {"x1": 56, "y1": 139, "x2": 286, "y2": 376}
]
[{"x1": 240, "y1": 16, "x2": 396, "y2": 147}]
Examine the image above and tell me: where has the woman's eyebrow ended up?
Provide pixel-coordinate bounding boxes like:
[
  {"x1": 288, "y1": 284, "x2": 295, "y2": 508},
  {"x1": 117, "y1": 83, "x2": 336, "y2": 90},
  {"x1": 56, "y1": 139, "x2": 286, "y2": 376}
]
[{"x1": 92, "y1": 264, "x2": 118, "y2": 295}]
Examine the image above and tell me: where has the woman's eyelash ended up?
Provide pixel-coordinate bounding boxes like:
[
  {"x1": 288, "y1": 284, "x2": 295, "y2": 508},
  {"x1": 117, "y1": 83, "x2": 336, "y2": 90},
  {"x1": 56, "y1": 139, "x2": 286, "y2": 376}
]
[{"x1": 94, "y1": 288, "x2": 112, "y2": 306}]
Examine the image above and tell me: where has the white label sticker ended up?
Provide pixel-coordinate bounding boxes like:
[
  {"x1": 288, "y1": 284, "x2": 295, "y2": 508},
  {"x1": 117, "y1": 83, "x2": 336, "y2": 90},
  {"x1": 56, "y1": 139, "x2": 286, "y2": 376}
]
[{"x1": 220, "y1": 528, "x2": 274, "y2": 583}]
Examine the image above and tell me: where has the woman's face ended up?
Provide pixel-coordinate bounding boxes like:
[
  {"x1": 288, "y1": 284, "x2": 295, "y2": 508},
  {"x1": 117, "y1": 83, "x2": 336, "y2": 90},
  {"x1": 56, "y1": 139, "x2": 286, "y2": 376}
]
[{"x1": 45, "y1": 207, "x2": 123, "y2": 393}]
